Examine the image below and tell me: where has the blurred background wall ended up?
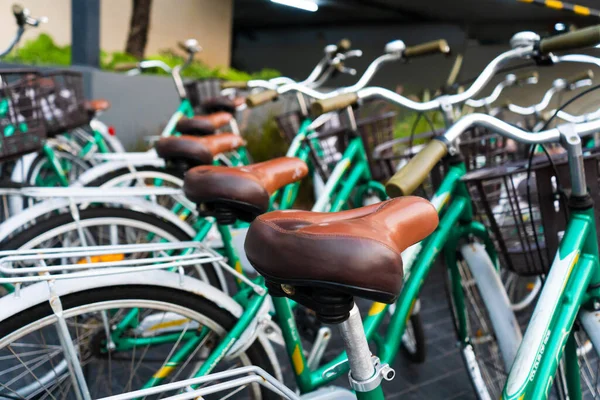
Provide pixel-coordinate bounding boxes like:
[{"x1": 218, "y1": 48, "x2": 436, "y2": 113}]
[{"x1": 0, "y1": 0, "x2": 233, "y2": 67}]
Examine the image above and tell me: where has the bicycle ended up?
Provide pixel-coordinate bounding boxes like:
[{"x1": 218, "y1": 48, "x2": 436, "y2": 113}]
[
  {"x1": 2, "y1": 25, "x2": 599, "y2": 399},
  {"x1": 0, "y1": 30, "x2": 554, "y2": 399}
]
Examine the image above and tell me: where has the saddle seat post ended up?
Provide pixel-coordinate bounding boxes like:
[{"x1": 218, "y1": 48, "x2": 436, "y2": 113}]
[{"x1": 339, "y1": 304, "x2": 376, "y2": 382}]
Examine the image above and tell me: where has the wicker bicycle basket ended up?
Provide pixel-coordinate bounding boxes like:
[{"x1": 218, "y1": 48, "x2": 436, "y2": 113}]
[
  {"x1": 184, "y1": 78, "x2": 222, "y2": 114},
  {"x1": 463, "y1": 151, "x2": 600, "y2": 276},
  {"x1": 38, "y1": 70, "x2": 88, "y2": 136},
  {"x1": 0, "y1": 69, "x2": 46, "y2": 161}
]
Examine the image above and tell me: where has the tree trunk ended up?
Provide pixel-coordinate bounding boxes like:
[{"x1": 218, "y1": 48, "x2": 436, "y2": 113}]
[{"x1": 125, "y1": 0, "x2": 153, "y2": 59}]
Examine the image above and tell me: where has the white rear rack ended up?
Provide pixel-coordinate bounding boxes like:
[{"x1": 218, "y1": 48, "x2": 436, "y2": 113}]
[{"x1": 0, "y1": 241, "x2": 220, "y2": 284}]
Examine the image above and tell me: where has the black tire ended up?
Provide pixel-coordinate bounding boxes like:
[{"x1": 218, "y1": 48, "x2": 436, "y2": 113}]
[
  {"x1": 0, "y1": 207, "x2": 221, "y2": 289},
  {"x1": 0, "y1": 285, "x2": 279, "y2": 400},
  {"x1": 401, "y1": 312, "x2": 427, "y2": 364}
]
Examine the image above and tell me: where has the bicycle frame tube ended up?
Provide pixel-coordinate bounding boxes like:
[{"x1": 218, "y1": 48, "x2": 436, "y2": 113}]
[
  {"x1": 312, "y1": 137, "x2": 372, "y2": 212},
  {"x1": 79, "y1": 130, "x2": 110, "y2": 158},
  {"x1": 356, "y1": 387, "x2": 386, "y2": 400},
  {"x1": 276, "y1": 119, "x2": 314, "y2": 209},
  {"x1": 502, "y1": 207, "x2": 599, "y2": 400},
  {"x1": 161, "y1": 100, "x2": 193, "y2": 137},
  {"x1": 41, "y1": 144, "x2": 69, "y2": 187}
]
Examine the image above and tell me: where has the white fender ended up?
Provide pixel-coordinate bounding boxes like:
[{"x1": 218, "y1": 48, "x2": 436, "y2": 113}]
[
  {"x1": 0, "y1": 196, "x2": 196, "y2": 242},
  {"x1": 74, "y1": 156, "x2": 165, "y2": 187},
  {"x1": 0, "y1": 270, "x2": 239, "y2": 322},
  {"x1": 90, "y1": 119, "x2": 126, "y2": 153}
]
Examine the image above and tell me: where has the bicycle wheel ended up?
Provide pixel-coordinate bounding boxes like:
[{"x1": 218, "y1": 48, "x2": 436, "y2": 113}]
[
  {"x1": 574, "y1": 323, "x2": 600, "y2": 399},
  {"x1": 401, "y1": 312, "x2": 426, "y2": 364},
  {"x1": 445, "y1": 242, "x2": 522, "y2": 400},
  {"x1": 85, "y1": 167, "x2": 200, "y2": 226},
  {"x1": 26, "y1": 150, "x2": 92, "y2": 187},
  {"x1": 0, "y1": 207, "x2": 221, "y2": 289},
  {"x1": 0, "y1": 285, "x2": 278, "y2": 399},
  {"x1": 387, "y1": 301, "x2": 427, "y2": 364}
]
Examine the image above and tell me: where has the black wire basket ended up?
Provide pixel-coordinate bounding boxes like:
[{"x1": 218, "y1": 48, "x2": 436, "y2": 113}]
[
  {"x1": 0, "y1": 69, "x2": 47, "y2": 161},
  {"x1": 370, "y1": 129, "x2": 443, "y2": 199},
  {"x1": 463, "y1": 151, "x2": 600, "y2": 276},
  {"x1": 275, "y1": 110, "x2": 305, "y2": 144},
  {"x1": 276, "y1": 110, "x2": 397, "y2": 182},
  {"x1": 38, "y1": 70, "x2": 88, "y2": 136},
  {"x1": 184, "y1": 78, "x2": 222, "y2": 114},
  {"x1": 461, "y1": 126, "x2": 517, "y2": 170},
  {"x1": 354, "y1": 111, "x2": 397, "y2": 181},
  {"x1": 275, "y1": 110, "x2": 345, "y2": 145}
]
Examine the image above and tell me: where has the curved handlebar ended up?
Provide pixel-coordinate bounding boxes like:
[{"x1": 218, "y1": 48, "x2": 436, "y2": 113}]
[
  {"x1": 311, "y1": 93, "x2": 358, "y2": 115},
  {"x1": 466, "y1": 71, "x2": 539, "y2": 108},
  {"x1": 508, "y1": 69, "x2": 593, "y2": 116},
  {"x1": 222, "y1": 81, "x2": 249, "y2": 90},
  {"x1": 386, "y1": 113, "x2": 600, "y2": 197},
  {"x1": 113, "y1": 60, "x2": 173, "y2": 76},
  {"x1": 386, "y1": 139, "x2": 448, "y2": 197},
  {"x1": 312, "y1": 45, "x2": 535, "y2": 115},
  {"x1": 246, "y1": 90, "x2": 279, "y2": 107},
  {"x1": 113, "y1": 62, "x2": 140, "y2": 72}
]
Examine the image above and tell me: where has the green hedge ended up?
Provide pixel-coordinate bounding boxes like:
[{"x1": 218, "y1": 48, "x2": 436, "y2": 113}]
[{"x1": 4, "y1": 34, "x2": 280, "y2": 81}]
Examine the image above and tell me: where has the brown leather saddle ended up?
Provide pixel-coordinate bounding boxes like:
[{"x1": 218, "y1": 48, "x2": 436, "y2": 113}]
[
  {"x1": 175, "y1": 112, "x2": 233, "y2": 136},
  {"x1": 202, "y1": 96, "x2": 245, "y2": 114},
  {"x1": 155, "y1": 134, "x2": 244, "y2": 169},
  {"x1": 184, "y1": 157, "x2": 308, "y2": 222},
  {"x1": 85, "y1": 99, "x2": 110, "y2": 119},
  {"x1": 245, "y1": 197, "x2": 438, "y2": 322}
]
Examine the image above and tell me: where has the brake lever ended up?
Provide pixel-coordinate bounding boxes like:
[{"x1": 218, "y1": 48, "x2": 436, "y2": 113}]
[
  {"x1": 26, "y1": 15, "x2": 48, "y2": 27},
  {"x1": 343, "y1": 49, "x2": 363, "y2": 59},
  {"x1": 15, "y1": 5, "x2": 47, "y2": 27},
  {"x1": 339, "y1": 66, "x2": 357, "y2": 76}
]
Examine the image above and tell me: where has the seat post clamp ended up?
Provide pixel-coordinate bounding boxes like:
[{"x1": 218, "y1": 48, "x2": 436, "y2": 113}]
[{"x1": 348, "y1": 356, "x2": 395, "y2": 392}]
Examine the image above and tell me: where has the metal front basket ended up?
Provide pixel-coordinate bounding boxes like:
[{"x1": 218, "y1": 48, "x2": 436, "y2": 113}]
[
  {"x1": 184, "y1": 78, "x2": 222, "y2": 114},
  {"x1": 0, "y1": 69, "x2": 46, "y2": 161},
  {"x1": 463, "y1": 152, "x2": 600, "y2": 276},
  {"x1": 38, "y1": 70, "x2": 88, "y2": 136},
  {"x1": 275, "y1": 110, "x2": 304, "y2": 144},
  {"x1": 276, "y1": 110, "x2": 398, "y2": 183},
  {"x1": 371, "y1": 129, "x2": 442, "y2": 199},
  {"x1": 304, "y1": 124, "x2": 351, "y2": 182},
  {"x1": 355, "y1": 111, "x2": 397, "y2": 181},
  {"x1": 461, "y1": 126, "x2": 516, "y2": 171}
]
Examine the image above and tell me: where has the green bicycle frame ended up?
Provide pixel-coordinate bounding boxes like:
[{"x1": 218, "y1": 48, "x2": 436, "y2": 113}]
[
  {"x1": 161, "y1": 99, "x2": 194, "y2": 137},
  {"x1": 132, "y1": 158, "x2": 501, "y2": 397},
  {"x1": 501, "y1": 204, "x2": 600, "y2": 400}
]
